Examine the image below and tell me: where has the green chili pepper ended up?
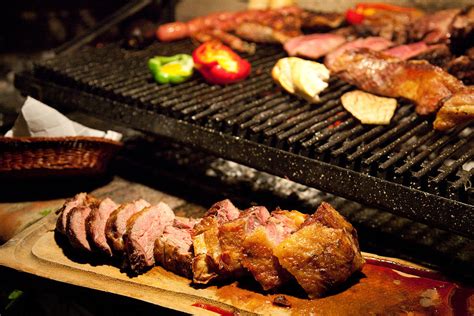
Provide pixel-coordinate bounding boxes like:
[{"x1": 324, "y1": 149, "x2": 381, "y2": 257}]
[{"x1": 148, "y1": 54, "x2": 194, "y2": 84}]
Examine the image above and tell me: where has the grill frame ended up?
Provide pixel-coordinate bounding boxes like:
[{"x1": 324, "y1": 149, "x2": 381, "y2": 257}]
[{"x1": 14, "y1": 39, "x2": 474, "y2": 238}]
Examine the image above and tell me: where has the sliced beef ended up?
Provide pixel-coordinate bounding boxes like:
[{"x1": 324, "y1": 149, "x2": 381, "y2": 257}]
[
  {"x1": 56, "y1": 193, "x2": 94, "y2": 235},
  {"x1": 324, "y1": 37, "x2": 394, "y2": 70},
  {"x1": 66, "y1": 203, "x2": 98, "y2": 252},
  {"x1": 242, "y1": 210, "x2": 307, "y2": 291},
  {"x1": 217, "y1": 206, "x2": 270, "y2": 277},
  {"x1": 283, "y1": 33, "x2": 346, "y2": 59},
  {"x1": 154, "y1": 217, "x2": 199, "y2": 278},
  {"x1": 105, "y1": 199, "x2": 150, "y2": 254},
  {"x1": 192, "y1": 199, "x2": 240, "y2": 284},
  {"x1": 124, "y1": 202, "x2": 175, "y2": 272},
  {"x1": 86, "y1": 198, "x2": 118, "y2": 256},
  {"x1": 274, "y1": 202, "x2": 365, "y2": 298},
  {"x1": 384, "y1": 41, "x2": 429, "y2": 60}
]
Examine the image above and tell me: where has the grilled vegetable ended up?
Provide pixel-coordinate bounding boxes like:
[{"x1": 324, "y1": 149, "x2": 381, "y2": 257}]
[
  {"x1": 341, "y1": 90, "x2": 397, "y2": 125},
  {"x1": 192, "y1": 41, "x2": 251, "y2": 85},
  {"x1": 272, "y1": 57, "x2": 329, "y2": 103},
  {"x1": 148, "y1": 54, "x2": 194, "y2": 84}
]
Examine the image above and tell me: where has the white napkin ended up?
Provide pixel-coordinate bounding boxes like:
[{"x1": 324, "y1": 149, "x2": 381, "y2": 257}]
[{"x1": 5, "y1": 96, "x2": 122, "y2": 141}]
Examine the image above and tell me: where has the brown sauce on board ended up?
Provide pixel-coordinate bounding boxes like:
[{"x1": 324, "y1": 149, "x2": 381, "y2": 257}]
[{"x1": 213, "y1": 257, "x2": 473, "y2": 315}]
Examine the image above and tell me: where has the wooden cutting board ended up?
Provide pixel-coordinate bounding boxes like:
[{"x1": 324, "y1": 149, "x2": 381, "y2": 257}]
[{"x1": 0, "y1": 213, "x2": 472, "y2": 316}]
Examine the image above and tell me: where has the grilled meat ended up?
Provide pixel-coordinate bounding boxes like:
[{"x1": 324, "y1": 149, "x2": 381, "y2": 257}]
[
  {"x1": 274, "y1": 202, "x2": 364, "y2": 298},
  {"x1": 412, "y1": 44, "x2": 453, "y2": 67},
  {"x1": 434, "y1": 88, "x2": 474, "y2": 131},
  {"x1": 446, "y1": 55, "x2": 474, "y2": 85},
  {"x1": 242, "y1": 210, "x2": 307, "y2": 291},
  {"x1": 235, "y1": 22, "x2": 292, "y2": 44},
  {"x1": 192, "y1": 199, "x2": 240, "y2": 284},
  {"x1": 124, "y1": 202, "x2": 175, "y2": 272},
  {"x1": 301, "y1": 11, "x2": 345, "y2": 32},
  {"x1": 330, "y1": 48, "x2": 464, "y2": 116},
  {"x1": 324, "y1": 37, "x2": 394, "y2": 70},
  {"x1": 155, "y1": 217, "x2": 199, "y2": 278},
  {"x1": 56, "y1": 192, "x2": 93, "y2": 235},
  {"x1": 105, "y1": 199, "x2": 151, "y2": 254},
  {"x1": 384, "y1": 41, "x2": 429, "y2": 60},
  {"x1": 283, "y1": 33, "x2": 346, "y2": 59},
  {"x1": 450, "y1": 6, "x2": 474, "y2": 55},
  {"x1": 85, "y1": 198, "x2": 118, "y2": 256},
  {"x1": 66, "y1": 205, "x2": 97, "y2": 252},
  {"x1": 409, "y1": 9, "x2": 460, "y2": 44},
  {"x1": 218, "y1": 206, "x2": 270, "y2": 277},
  {"x1": 192, "y1": 29, "x2": 256, "y2": 54}
]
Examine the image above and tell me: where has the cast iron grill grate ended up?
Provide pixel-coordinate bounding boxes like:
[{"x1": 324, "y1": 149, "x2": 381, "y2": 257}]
[{"x1": 15, "y1": 39, "x2": 473, "y2": 237}]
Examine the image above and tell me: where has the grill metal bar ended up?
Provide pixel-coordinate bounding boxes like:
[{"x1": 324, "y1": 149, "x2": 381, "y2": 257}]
[{"x1": 15, "y1": 39, "x2": 473, "y2": 238}]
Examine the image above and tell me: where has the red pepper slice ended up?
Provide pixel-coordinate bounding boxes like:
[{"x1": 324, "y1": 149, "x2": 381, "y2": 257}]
[
  {"x1": 192, "y1": 41, "x2": 251, "y2": 85},
  {"x1": 346, "y1": 3, "x2": 420, "y2": 24}
]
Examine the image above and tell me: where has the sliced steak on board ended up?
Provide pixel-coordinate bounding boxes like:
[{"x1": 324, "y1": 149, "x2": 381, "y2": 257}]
[
  {"x1": 105, "y1": 199, "x2": 150, "y2": 254},
  {"x1": 155, "y1": 217, "x2": 199, "y2": 278},
  {"x1": 274, "y1": 202, "x2": 365, "y2": 298},
  {"x1": 218, "y1": 206, "x2": 271, "y2": 277},
  {"x1": 66, "y1": 203, "x2": 98, "y2": 252},
  {"x1": 56, "y1": 193, "x2": 96, "y2": 235},
  {"x1": 124, "y1": 202, "x2": 175, "y2": 272},
  {"x1": 192, "y1": 199, "x2": 240, "y2": 284},
  {"x1": 242, "y1": 210, "x2": 307, "y2": 291},
  {"x1": 86, "y1": 198, "x2": 118, "y2": 256}
]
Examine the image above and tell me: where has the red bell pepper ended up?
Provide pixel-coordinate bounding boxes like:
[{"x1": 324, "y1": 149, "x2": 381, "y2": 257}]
[
  {"x1": 346, "y1": 3, "x2": 420, "y2": 25},
  {"x1": 192, "y1": 41, "x2": 251, "y2": 85}
]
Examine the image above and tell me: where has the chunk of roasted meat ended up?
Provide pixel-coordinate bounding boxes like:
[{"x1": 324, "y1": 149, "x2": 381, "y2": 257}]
[
  {"x1": 434, "y1": 88, "x2": 474, "y2": 131},
  {"x1": 329, "y1": 48, "x2": 465, "y2": 117},
  {"x1": 242, "y1": 210, "x2": 307, "y2": 290},
  {"x1": 409, "y1": 9, "x2": 461, "y2": 44},
  {"x1": 274, "y1": 202, "x2": 365, "y2": 298}
]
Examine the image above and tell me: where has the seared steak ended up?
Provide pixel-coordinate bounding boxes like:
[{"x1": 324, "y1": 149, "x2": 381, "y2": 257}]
[
  {"x1": 192, "y1": 199, "x2": 240, "y2": 284},
  {"x1": 56, "y1": 193, "x2": 95, "y2": 235},
  {"x1": 124, "y1": 202, "x2": 175, "y2": 272},
  {"x1": 155, "y1": 217, "x2": 199, "y2": 278},
  {"x1": 66, "y1": 204, "x2": 98, "y2": 252},
  {"x1": 105, "y1": 199, "x2": 150, "y2": 254},
  {"x1": 274, "y1": 202, "x2": 365, "y2": 298},
  {"x1": 86, "y1": 198, "x2": 118, "y2": 256},
  {"x1": 218, "y1": 206, "x2": 270, "y2": 277},
  {"x1": 242, "y1": 210, "x2": 307, "y2": 291}
]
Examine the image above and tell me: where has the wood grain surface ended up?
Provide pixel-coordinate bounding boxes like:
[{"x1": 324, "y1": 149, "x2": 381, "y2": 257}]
[{"x1": 0, "y1": 213, "x2": 472, "y2": 315}]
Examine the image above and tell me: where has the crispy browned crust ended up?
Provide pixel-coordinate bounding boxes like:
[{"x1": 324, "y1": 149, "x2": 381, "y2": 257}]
[
  {"x1": 274, "y1": 203, "x2": 365, "y2": 298},
  {"x1": 434, "y1": 88, "x2": 474, "y2": 130},
  {"x1": 154, "y1": 238, "x2": 193, "y2": 279}
]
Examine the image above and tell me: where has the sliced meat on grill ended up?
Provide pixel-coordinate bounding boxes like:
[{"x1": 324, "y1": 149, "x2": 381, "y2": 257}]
[
  {"x1": 242, "y1": 210, "x2": 307, "y2": 291},
  {"x1": 66, "y1": 203, "x2": 98, "y2": 252},
  {"x1": 192, "y1": 199, "x2": 240, "y2": 284},
  {"x1": 274, "y1": 202, "x2": 365, "y2": 298},
  {"x1": 324, "y1": 37, "x2": 394, "y2": 70},
  {"x1": 105, "y1": 199, "x2": 150, "y2": 254},
  {"x1": 330, "y1": 48, "x2": 464, "y2": 116},
  {"x1": 218, "y1": 206, "x2": 271, "y2": 277},
  {"x1": 56, "y1": 193, "x2": 94, "y2": 235},
  {"x1": 154, "y1": 217, "x2": 199, "y2": 278},
  {"x1": 283, "y1": 33, "x2": 346, "y2": 59},
  {"x1": 384, "y1": 41, "x2": 429, "y2": 60},
  {"x1": 412, "y1": 44, "x2": 453, "y2": 67},
  {"x1": 434, "y1": 88, "x2": 474, "y2": 131},
  {"x1": 124, "y1": 202, "x2": 175, "y2": 272},
  {"x1": 446, "y1": 55, "x2": 474, "y2": 85},
  {"x1": 409, "y1": 9, "x2": 460, "y2": 44},
  {"x1": 86, "y1": 198, "x2": 118, "y2": 256}
]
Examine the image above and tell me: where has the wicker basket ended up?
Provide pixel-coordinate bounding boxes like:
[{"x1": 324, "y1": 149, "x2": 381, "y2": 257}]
[{"x1": 0, "y1": 136, "x2": 123, "y2": 177}]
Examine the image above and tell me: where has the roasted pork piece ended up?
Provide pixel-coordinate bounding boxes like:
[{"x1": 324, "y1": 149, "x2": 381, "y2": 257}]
[
  {"x1": 324, "y1": 37, "x2": 394, "y2": 70},
  {"x1": 155, "y1": 217, "x2": 199, "y2": 278},
  {"x1": 218, "y1": 206, "x2": 270, "y2": 277},
  {"x1": 242, "y1": 210, "x2": 307, "y2": 291},
  {"x1": 330, "y1": 48, "x2": 465, "y2": 116},
  {"x1": 283, "y1": 33, "x2": 346, "y2": 59},
  {"x1": 105, "y1": 199, "x2": 150, "y2": 254},
  {"x1": 434, "y1": 88, "x2": 474, "y2": 131},
  {"x1": 274, "y1": 202, "x2": 365, "y2": 298},
  {"x1": 124, "y1": 202, "x2": 175, "y2": 272},
  {"x1": 86, "y1": 198, "x2": 118, "y2": 256},
  {"x1": 192, "y1": 199, "x2": 240, "y2": 284}
]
